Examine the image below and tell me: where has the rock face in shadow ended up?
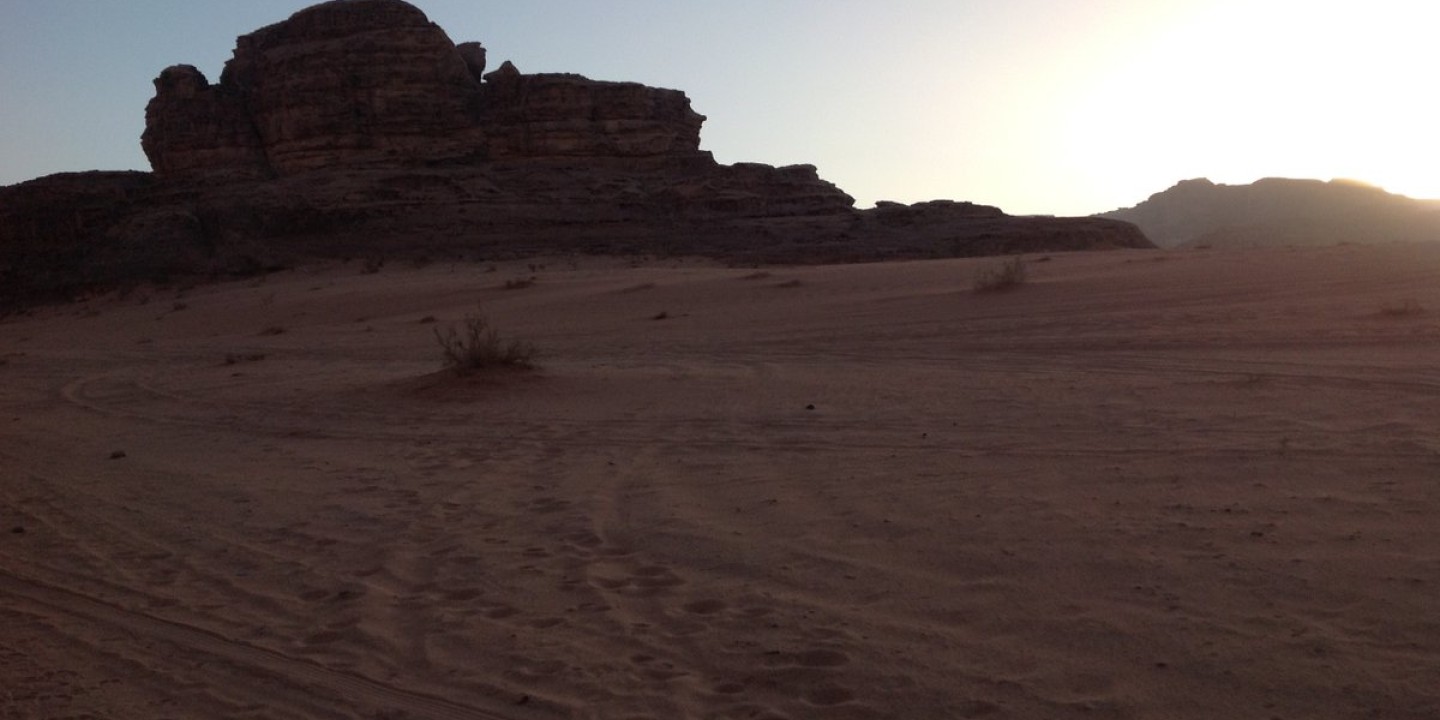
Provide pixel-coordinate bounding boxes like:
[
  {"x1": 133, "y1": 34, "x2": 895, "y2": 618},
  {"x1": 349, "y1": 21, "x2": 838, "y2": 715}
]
[
  {"x1": 1, "y1": 0, "x2": 1150, "y2": 308},
  {"x1": 483, "y1": 72, "x2": 705, "y2": 160},
  {"x1": 140, "y1": 0, "x2": 703, "y2": 179},
  {"x1": 142, "y1": 65, "x2": 270, "y2": 181},
  {"x1": 1099, "y1": 177, "x2": 1440, "y2": 249}
]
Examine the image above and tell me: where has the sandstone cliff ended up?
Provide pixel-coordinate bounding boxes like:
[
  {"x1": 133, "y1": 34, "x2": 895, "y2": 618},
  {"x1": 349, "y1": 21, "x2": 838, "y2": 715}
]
[
  {"x1": 2, "y1": 0, "x2": 1150, "y2": 308},
  {"x1": 1098, "y1": 178, "x2": 1440, "y2": 249}
]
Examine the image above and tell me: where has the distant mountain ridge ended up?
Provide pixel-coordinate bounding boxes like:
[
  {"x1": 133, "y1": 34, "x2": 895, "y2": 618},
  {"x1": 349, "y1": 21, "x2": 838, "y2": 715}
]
[{"x1": 1098, "y1": 177, "x2": 1440, "y2": 249}]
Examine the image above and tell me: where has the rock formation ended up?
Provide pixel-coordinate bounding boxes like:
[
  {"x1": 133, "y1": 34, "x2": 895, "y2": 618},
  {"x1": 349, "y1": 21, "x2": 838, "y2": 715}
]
[
  {"x1": 141, "y1": 65, "x2": 270, "y2": 181},
  {"x1": 140, "y1": 0, "x2": 706, "y2": 178},
  {"x1": 1, "y1": 0, "x2": 1151, "y2": 308},
  {"x1": 1098, "y1": 177, "x2": 1440, "y2": 249}
]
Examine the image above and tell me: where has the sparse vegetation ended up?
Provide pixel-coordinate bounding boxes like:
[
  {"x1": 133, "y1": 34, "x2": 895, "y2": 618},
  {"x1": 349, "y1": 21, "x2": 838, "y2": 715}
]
[
  {"x1": 258, "y1": 325, "x2": 286, "y2": 336},
  {"x1": 973, "y1": 256, "x2": 1028, "y2": 293},
  {"x1": 775, "y1": 279, "x2": 804, "y2": 289},
  {"x1": 503, "y1": 277, "x2": 536, "y2": 290},
  {"x1": 434, "y1": 307, "x2": 536, "y2": 374}
]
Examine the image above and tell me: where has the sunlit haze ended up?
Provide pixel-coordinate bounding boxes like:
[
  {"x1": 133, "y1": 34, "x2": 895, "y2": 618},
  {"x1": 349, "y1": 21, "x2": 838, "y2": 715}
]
[{"x1": 1, "y1": 0, "x2": 1435, "y2": 215}]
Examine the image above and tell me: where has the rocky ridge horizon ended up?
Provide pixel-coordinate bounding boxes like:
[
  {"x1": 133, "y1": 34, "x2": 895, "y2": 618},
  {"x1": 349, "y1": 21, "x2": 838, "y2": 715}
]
[
  {"x1": 1098, "y1": 177, "x2": 1440, "y2": 249},
  {"x1": 0, "y1": 0, "x2": 1151, "y2": 309}
]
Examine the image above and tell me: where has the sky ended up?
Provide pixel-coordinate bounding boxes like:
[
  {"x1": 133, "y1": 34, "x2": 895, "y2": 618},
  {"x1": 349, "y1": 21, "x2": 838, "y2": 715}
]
[{"x1": 1, "y1": 0, "x2": 1437, "y2": 216}]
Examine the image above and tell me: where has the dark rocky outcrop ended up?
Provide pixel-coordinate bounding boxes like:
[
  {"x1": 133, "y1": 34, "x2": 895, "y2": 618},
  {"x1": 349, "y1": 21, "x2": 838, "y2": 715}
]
[
  {"x1": 141, "y1": 65, "x2": 270, "y2": 181},
  {"x1": 2, "y1": 0, "x2": 1150, "y2": 309},
  {"x1": 145, "y1": 0, "x2": 486, "y2": 178},
  {"x1": 1099, "y1": 177, "x2": 1440, "y2": 249}
]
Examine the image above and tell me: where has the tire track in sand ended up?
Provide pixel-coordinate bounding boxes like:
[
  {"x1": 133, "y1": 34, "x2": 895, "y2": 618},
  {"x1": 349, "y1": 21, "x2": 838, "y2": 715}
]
[{"x1": 0, "y1": 570, "x2": 557, "y2": 720}]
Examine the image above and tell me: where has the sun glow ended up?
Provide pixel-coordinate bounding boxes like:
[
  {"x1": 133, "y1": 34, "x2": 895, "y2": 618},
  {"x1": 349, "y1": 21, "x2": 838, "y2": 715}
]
[{"x1": 1062, "y1": 0, "x2": 1440, "y2": 206}]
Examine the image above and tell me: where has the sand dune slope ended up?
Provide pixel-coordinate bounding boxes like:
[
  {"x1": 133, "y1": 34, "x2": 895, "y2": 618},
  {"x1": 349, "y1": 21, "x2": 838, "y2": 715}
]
[{"x1": 3, "y1": 245, "x2": 1440, "y2": 719}]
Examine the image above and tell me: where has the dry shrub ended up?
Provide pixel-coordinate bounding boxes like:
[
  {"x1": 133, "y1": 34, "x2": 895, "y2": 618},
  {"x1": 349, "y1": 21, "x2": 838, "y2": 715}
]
[
  {"x1": 434, "y1": 307, "x2": 536, "y2": 374},
  {"x1": 973, "y1": 256, "x2": 1027, "y2": 293}
]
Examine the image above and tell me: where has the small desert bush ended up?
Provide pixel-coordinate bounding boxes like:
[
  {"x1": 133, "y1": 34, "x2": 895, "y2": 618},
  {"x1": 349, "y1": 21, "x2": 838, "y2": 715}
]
[
  {"x1": 434, "y1": 307, "x2": 536, "y2": 374},
  {"x1": 973, "y1": 256, "x2": 1027, "y2": 293},
  {"x1": 503, "y1": 277, "x2": 536, "y2": 290}
]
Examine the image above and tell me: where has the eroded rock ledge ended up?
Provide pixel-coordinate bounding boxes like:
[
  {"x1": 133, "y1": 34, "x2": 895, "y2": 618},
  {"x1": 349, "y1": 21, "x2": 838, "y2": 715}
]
[{"x1": 1, "y1": 0, "x2": 1150, "y2": 307}]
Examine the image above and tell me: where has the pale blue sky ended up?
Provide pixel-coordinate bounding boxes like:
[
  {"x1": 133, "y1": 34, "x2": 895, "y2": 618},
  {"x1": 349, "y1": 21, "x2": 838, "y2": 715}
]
[{"x1": 2, "y1": 0, "x2": 1436, "y2": 215}]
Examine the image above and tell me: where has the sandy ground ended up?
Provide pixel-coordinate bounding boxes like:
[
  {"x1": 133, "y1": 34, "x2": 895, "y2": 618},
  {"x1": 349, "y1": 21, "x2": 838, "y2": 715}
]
[{"x1": 3, "y1": 244, "x2": 1440, "y2": 720}]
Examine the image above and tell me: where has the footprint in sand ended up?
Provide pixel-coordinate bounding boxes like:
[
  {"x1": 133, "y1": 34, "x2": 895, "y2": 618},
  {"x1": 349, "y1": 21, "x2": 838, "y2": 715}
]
[
  {"x1": 803, "y1": 684, "x2": 856, "y2": 707},
  {"x1": 957, "y1": 700, "x2": 1003, "y2": 718},
  {"x1": 302, "y1": 630, "x2": 344, "y2": 646},
  {"x1": 482, "y1": 603, "x2": 518, "y2": 620},
  {"x1": 563, "y1": 530, "x2": 603, "y2": 547},
  {"x1": 587, "y1": 564, "x2": 686, "y2": 597},
  {"x1": 628, "y1": 654, "x2": 689, "y2": 682},
  {"x1": 632, "y1": 566, "x2": 685, "y2": 589},
  {"x1": 796, "y1": 649, "x2": 851, "y2": 668},
  {"x1": 682, "y1": 599, "x2": 727, "y2": 615},
  {"x1": 526, "y1": 497, "x2": 570, "y2": 514},
  {"x1": 443, "y1": 588, "x2": 482, "y2": 602},
  {"x1": 505, "y1": 656, "x2": 567, "y2": 681},
  {"x1": 764, "y1": 648, "x2": 852, "y2": 668}
]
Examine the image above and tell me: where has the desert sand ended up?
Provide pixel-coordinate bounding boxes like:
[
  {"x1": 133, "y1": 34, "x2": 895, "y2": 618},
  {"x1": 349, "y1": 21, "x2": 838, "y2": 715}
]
[{"x1": 3, "y1": 245, "x2": 1439, "y2": 719}]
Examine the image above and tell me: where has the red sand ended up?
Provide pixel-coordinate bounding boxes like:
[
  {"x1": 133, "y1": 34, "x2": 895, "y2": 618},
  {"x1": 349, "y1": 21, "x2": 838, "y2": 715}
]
[{"x1": 3, "y1": 245, "x2": 1439, "y2": 718}]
